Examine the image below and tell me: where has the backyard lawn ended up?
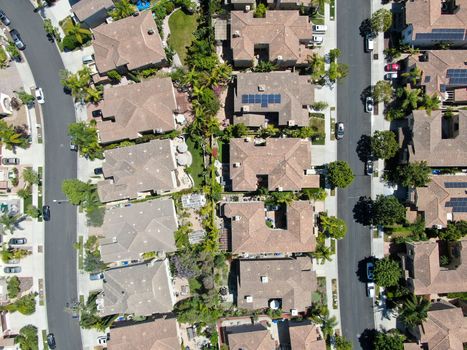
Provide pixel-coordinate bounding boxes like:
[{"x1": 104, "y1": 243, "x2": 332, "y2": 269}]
[
  {"x1": 168, "y1": 9, "x2": 198, "y2": 65},
  {"x1": 186, "y1": 137, "x2": 205, "y2": 188}
]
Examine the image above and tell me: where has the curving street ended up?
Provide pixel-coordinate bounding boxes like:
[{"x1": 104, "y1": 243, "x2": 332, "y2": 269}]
[
  {"x1": 0, "y1": 1, "x2": 82, "y2": 349},
  {"x1": 336, "y1": 0, "x2": 375, "y2": 348}
]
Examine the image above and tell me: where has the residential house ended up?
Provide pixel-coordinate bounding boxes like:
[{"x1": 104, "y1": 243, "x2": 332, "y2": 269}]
[
  {"x1": 409, "y1": 175, "x2": 467, "y2": 228},
  {"x1": 230, "y1": 10, "x2": 313, "y2": 68},
  {"x1": 71, "y1": 0, "x2": 115, "y2": 28},
  {"x1": 222, "y1": 201, "x2": 317, "y2": 255},
  {"x1": 97, "y1": 139, "x2": 188, "y2": 203},
  {"x1": 98, "y1": 199, "x2": 178, "y2": 264},
  {"x1": 89, "y1": 77, "x2": 177, "y2": 144},
  {"x1": 400, "y1": 110, "x2": 467, "y2": 168},
  {"x1": 224, "y1": 324, "x2": 277, "y2": 350},
  {"x1": 107, "y1": 317, "x2": 181, "y2": 350},
  {"x1": 288, "y1": 321, "x2": 326, "y2": 350},
  {"x1": 100, "y1": 259, "x2": 174, "y2": 316},
  {"x1": 92, "y1": 10, "x2": 167, "y2": 75},
  {"x1": 233, "y1": 72, "x2": 315, "y2": 128},
  {"x1": 229, "y1": 138, "x2": 319, "y2": 191},
  {"x1": 408, "y1": 302, "x2": 467, "y2": 350},
  {"x1": 229, "y1": 0, "x2": 310, "y2": 11},
  {"x1": 402, "y1": 0, "x2": 467, "y2": 47},
  {"x1": 402, "y1": 238, "x2": 467, "y2": 295},
  {"x1": 406, "y1": 50, "x2": 467, "y2": 104},
  {"x1": 236, "y1": 257, "x2": 316, "y2": 312}
]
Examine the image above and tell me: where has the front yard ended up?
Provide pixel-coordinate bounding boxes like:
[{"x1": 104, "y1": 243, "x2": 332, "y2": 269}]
[{"x1": 168, "y1": 9, "x2": 199, "y2": 65}]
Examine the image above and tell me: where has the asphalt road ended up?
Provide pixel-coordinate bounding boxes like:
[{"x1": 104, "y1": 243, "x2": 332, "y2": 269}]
[
  {"x1": 0, "y1": 1, "x2": 82, "y2": 349},
  {"x1": 336, "y1": 0, "x2": 375, "y2": 348}
]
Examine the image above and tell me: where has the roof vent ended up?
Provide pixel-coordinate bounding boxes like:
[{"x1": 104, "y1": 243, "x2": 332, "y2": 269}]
[
  {"x1": 148, "y1": 29, "x2": 155, "y2": 35},
  {"x1": 155, "y1": 128, "x2": 163, "y2": 133},
  {"x1": 132, "y1": 12, "x2": 139, "y2": 17},
  {"x1": 233, "y1": 30, "x2": 241, "y2": 38},
  {"x1": 261, "y1": 276, "x2": 269, "y2": 283},
  {"x1": 288, "y1": 120, "x2": 296, "y2": 126},
  {"x1": 291, "y1": 309, "x2": 298, "y2": 316},
  {"x1": 277, "y1": 186, "x2": 283, "y2": 192},
  {"x1": 233, "y1": 162, "x2": 241, "y2": 168},
  {"x1": 233, "y1": 215, "x2": 241, "y2": 221},
  {"x1": 245, "y1": 5, "x2": 251, "y2": 11},
  {"x1": 277, "y1": 55, "x2": 283, "y2": 61},
  {"x1": 112, "y1": 237, "x2": 117, "y2": 243},
  {"x1": 245, "y1": 295, "x2": 253, "y2": 303},
  {"x1": 242, "y1": 105, "x2": 250, "y2": 112},
  {"x1": 258, "y1": 85, "x2": 265, "y2": 92}
]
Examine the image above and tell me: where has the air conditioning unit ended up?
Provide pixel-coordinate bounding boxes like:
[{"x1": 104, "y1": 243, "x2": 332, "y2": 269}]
[
  {"x1": 242, "y1": 105, "x2": 250, "y2": 112},
  {"x1": 112, "y1": 237, "x2": 117, "y2": 243},
  {"x1": 233, "y1": 30, "x2": 241, "y2": 37},
  {"x1": 277, "y1": 55, "x2": 283, "y2": 61},
  {"x1": 291, "y1": 309, "x2": 298, "y2": 316},
  {"x1": 258, "y1": 85, "x2": 265, "y2": 92},
  {"x1": 245, "y1": 295, "x2": 253, "y2": 303},
  {"x1": 244, "y1": 137, "x2": 251, "y2": 142},
  {"x1": 288, "y1": 120, "x2": 296, "y2": 126},
  {"x1": 245, "y1": 5, "x2": 251, "y2": 11},
  {"x1": 155, "y1": 128, "x2": 163, "y2": 133},
  {"x1": 261, "y1": 276, "x2": 269, "y2": 283},
  {"x1": 233, "y1": 162, "x2": 241, "y2": 168}
]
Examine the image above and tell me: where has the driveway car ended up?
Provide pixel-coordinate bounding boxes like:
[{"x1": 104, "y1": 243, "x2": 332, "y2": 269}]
[
  {"x1": 9, "y1": 238, "x2": 26, "y2": 245},
  {"x1": 4, "y1": 266, "x2": 21, "y2": 274},
  {"x1": 367, "y1": 282, "x2": 375, "y2": 298},
  {"x1": 9, "y1": 29, "x2": 25, "y2": 50},
  {"x1": 89, "y1": 272, "x2": 104, "y2": 281},
  {"x1": 35, "y1": 87, "x2": 45, "y2": 104},
  {"x1": 313, "y1": 24, "x2": 327, "y2": 32},
  {"x1": 42, "y1": 205, "x2": 50, "y2": 221},
  {"x1": 2, "y1": 158, "x2": 19, "y2": 165},
  {"x1": 366, "y1": 262, "x2": 375, "y2": 281},
  {"x1": 384, "y1": 72, "x2": 398, "y2": 80},
  {"x1": 311, "y1": 35, "x2": 324, "y2": 45},
  {"x1": 365, "y1": 96, "x2": 374, "y2": 113},
  {"x1": 97, "y1": 336, "x2": 107, "y2": 345},
  {"x1": 0, "y1": 10, "x2": 11, "y2": 26},
  {"x1": 365, "y1": 160, "x2": 374, "y2": 176},
  {"x1": 335, "y1": 122, "x2": 344, "y2": 140},
  {"x1": 384, "y1": 63, "x2": 400, "y2": 71},
  {"x1": 47, "y1": 333, "x2": 56, "y2": 349}
]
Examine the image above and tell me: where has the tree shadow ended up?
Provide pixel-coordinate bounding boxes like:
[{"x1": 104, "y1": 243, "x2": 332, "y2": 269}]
[
  {"x1": 356, "y1": 256, "x2": 376, "y2": 283},
  {"x1": 359, "y1": 328, "x2": 377, "y2": 350},
  {"x1": 360, "y1": 85, "x2": 373, "y2": 104},
  {"x1": 353, "y1": 196, "x2": 374, "y2": 226},
  {"x1": 356, "y1": 135, "x2": 372, "y2": 162},
  {"x1": 359, "y1": 19, "x2": 373, "y2": 38}
]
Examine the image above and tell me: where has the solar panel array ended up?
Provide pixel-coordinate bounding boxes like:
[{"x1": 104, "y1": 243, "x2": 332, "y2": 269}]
[
  {"x1": 416, "y1": 28, "x2": 465, "y2": 41},
  {"x1": 241, "y1": 94, "x2": 282, "y2": 108},
  {"x1": 446, "y1": 69, "x2": 467, "y2": 85},
  {"x1": 446, "y1": 197, "x2": 467, "y2": 212},
  {"x1": 445, "y1": 182, "x2": 467, "y2": 188}
]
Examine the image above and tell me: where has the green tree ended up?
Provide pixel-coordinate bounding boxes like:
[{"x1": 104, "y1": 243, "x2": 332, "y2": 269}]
[
  {"x1": 268, "y1": 191, "x2": 297, "y2": 205},
  {"x1": 63, "y1": 22, "x2": 92, "y2": 46},
  {"x1": 7, "y1": 276, "x2": 21, "y2": 299},
  {"x1": 370, "y1": 9, "x2": 392, "y2": 33},
  {"x1": 374, "y1": 330, "x2": 405, "y2": 350},
  {"x1": 22, "y1": 168, "x2": 40, "y2": 185},
  {"x1": 0, "y1": 213, "x2": 21, "y2": 234},
  {"x1": 311, "y1": 101, "x2": 329, "y2": 111},
  {"x1": 419, "y1": 93, "x2": 440, "y2": 115},
  {"x1": 439, "y1": 221, "x2": 467, "y2": 241},
  {"x1": 4, "y1": 293, "x2": 36, "y2": 315},
  {"x1": 254, "y1": 3, "x2": 267, "y2": 18},
  {"x1": 252, "y1": 60, "x2": 277, "y2": 72},
  {"x1": 6, "y1": 41, "x2": 20, "y2": 60},
  {"x1": 308, "y1": 53, "x2": 326, "y2": 82},
  {"x1": 0, "y1": 120, "x2": 30, "y2": 150},
  {"x1": 328, "y1": 62, "x2": 348, "y2": 82},
  {"x1": 396, "y1": 161, "x2": 431, "y2": 188},
  {"x1": 61, "y1": 179, "x2": 96, "y2": 206},
  {"x1": 15, "y1": 89, "x2": 35, "y2": 105},
  {"x1": 107, "y1": 70, "x2": 122, "y2": 83},
  {"x1": 60, "y1": 66, "x2": 93, "y2": 101},
  {"x1": 313, "y1": 243, "x2": 333, "y2": 264},
  {"x1": 373, "y1": 80, "x2": 393, "y2": 103},
  {"x1": 329, "y1": 48, "x2": 341, "y2": 61},
  {"x1": 372, "y1": 195, "x2": 405, "y2": 226},
  {"x1": 374, "y1": 257, "x2": 402, "y2": 287},
  {"x1": 14, "y1": 324, "x2": 38, "y2": 350},
  {"x1": 320, "y1": 214, "x2": 347, "y2": 239},
  {"x1": 400, "y1": 87, "x2": 422, "y2": 111},
  {"x1": 335, "y1": 335, "x2": 352, "y2": 350},
  {"x1": 301, "y1": 188, "x2": 327, "y2": 201},
  {"x1": 371, "y1": 130, "x2": 399, "y2": 160},
  {"x1": 17, "y1": 187, "x2": 32, "y2": 200},
  {"x1": 25, "y1": 205, "x2": 41, "y2": 219},
  {"x1": 399, "y1": 295, "x2": 431, "y2": 328},
  {"x1": 109, "y1": 0, "x2": 136, "y2": 20},
  {"x1": 222, "y1": 123, "x2": 248, "y2": 141},
  {"x1": 327, "y1": 161, "x2": 355, "y2": 188},
  {"x1": 68, "y1": 121, "x2": 103, "y2": 160},
  {"x1": 401, "y1": 67, "x2": 422, "y2": 86},
  {"x1": 259, "y1": 124, "x2": 279, "y2": 138}
]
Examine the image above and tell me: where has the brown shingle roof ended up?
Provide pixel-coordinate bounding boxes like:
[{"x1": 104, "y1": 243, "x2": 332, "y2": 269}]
[
  {"x1": 226, "y1": 324, "x2": 277, "y2": 350},
  {"x1": 237, "y1": 257, "x2": 316, "y2": 311},
  {"x1": 234, "y1": 72, "x2": 314, "y2": 127},
  {"x1": 99, "y1": 199, "x2": 178, "y2": 263},
  {"x1": 407, "y1": 110, "x2": 467, "y2": 167},
  {"x1": 230, "y1": 11, "x2": 313, "y2": 66},
  {"x1": 108, "y1": 318, "x2": 180, "y2": 350},
  {"x1": 406, "y1": 239, "x2": 467, "y2": 295},
  {"x1": 71, "y1": 0, "x2": 114, "y2": 23},
  {"x1": 97, "y1": 139, "x2": 177, "y2": 203},
  {"x1": 223, "y1": 201, "x2": 316, "y2": 254},
  {"x1": 93, "y1": 11, "x2": 166, "y2": 74},
  {"x1": 92, "y1": 78, "x2": 177, "y2": 144},
  {"x1": 289, "y1": 321, "x2": 326, "y2": 350},
  {"x1": 414, "y1": 175, "x2": 467, "y2": 228},
  {"x1": 229, "y1": 138, "x2": 319, "y2": 191}
]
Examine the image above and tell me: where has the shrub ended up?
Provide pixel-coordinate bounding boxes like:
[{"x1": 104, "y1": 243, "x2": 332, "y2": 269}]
[
  {"x1": 62, "y1": 35, "x2": 79, "y2": 51},
  {"x1": 7, "y1": 276, "x2": 21, "y2": 299},
  {"x1": 106, "y1": 70, "x2": 121, "y2": 83}
]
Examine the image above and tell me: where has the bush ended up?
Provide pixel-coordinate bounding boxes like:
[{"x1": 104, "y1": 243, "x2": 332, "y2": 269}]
[
  {"x1": 254, "y1": 3, "x2": 267, "y2": 18},
  {"x1": 7, "y1": 276, "x2": 21, "y2": 299},
  {"x1": 62, "y1": 35, "x2": 79, "y2": 51},
  {"x1": 107, "y1": 70, "x2": 121, "y2": 83},
  {"x1": 374, "y1": 257, "x2": 402, "y2": 287}
]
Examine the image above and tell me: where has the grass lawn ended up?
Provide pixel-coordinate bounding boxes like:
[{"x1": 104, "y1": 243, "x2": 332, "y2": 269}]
[
  {"x1": 186, "y1": 137, "x2": 205, "y2": 188},
  {"x1": 309, "y1": 116, "x2": 326, "y2": 145},
  {"x1": 168, "y1": 9, "x2": 198, "y2": 65}
]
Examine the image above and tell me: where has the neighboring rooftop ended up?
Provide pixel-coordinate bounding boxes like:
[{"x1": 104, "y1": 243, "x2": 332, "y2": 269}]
[
  {"x1": 237, "y1": 257, "x2": 316, "y2": 311},
  {"x1": 71, "y1": 0, "x2": 114, "y2": 26},
  {"x1": 90, "y1": 78, "x2": 177, "y2": 144},
  {"x1": 97, "y1": 139, "x2": 179, "y2": 203},
  {"x1": 101, "y1": 260, "x2": 174, "y2": 316},
  {"x1": 404, "y1": 239, "x2": 467, "y2": 295},
  {"x1": 93, "y1": 11, "x2": 166, "y2": 74},
  {"x1": 230, "y1": 10, "x2": 313, "y2": 67},
  {"x1": 229, "y1": 138, "x2": 319, "y2": 191},
  {"x1": 234, "y1": 72, "x2": 314, "y2": 127},
  {"x1": 223, "y1": 201, "x2": 316, "y2": 255},
  {"x1": 412, "y1": 175, "x2": 467, "y2": 228},
  {"x1": 404, "y1": 110, "x2": 467, "y2": 167},
  {"x1": 289, "y1": 321, "x2": 326, "y2": 350},
  {"x1": 107, "y1": 317, "x2": 181, "y2": 350},
  {"x1": 99, "y1": 199, "x2": 178, "y2": 263},
  {"x1": 225, "y1": 324, "x2": 276, "y2": 350}
]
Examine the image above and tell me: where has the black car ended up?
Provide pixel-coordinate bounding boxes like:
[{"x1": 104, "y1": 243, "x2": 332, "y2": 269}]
[
  {"x1": 42, "y1": 205, "x2": 50, "y2": 221},
  {"x1": 94, "y1": 167, "x2": 103, "y2": 175},
  {"x1": 0, "y1": 10, "x2": 10, "y2": 26},
  {"x1": 9, "y1": 237, "x2": 27, "y2": 245},
  {"x1": 47, "y1": 333, "x2": 56, "y2": 349},
  {"x1": 9, "y1": 29, "x2": 25, "y2": 50}
]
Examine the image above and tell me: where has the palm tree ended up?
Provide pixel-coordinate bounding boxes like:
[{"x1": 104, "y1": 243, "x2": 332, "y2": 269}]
[
  {"x1": 253, "y1": 61, "x2": 278, "y2": 73},
  {"x1": 402, "y1": 67, "x2": 422, "y2": 86},
  {"x1": 63, "y1": 22, "x2": 91, "y2": 45},
  {"x1": 109, "y1": 0, "x2": 136, "y2": 20},
  {"x1": 308, "y1": 53, "x2": 326, "y2": 82},
  {"x1": 321, "y1": 314, "x2": 338, "y2": 339},
  {"x1": 313, "y1": 244, "x2": 333, "y2": 264},
  {"x1": 0, "y1": 213, "x2": 21, "y2": 234},
  {"x1": 210, "y1": 63, "x2": 232, "y2": 87},
  {"x1": 419, "y1": 94, "x2": 440, "y2": 115},
  {"x1": 401, "y1": 87, "x2": 422, "y2": 111},
  {"x1": 398, "y1": 295, "x2": 431, "y2": 328}
]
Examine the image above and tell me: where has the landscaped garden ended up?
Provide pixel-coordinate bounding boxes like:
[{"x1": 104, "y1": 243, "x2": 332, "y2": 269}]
[{"x1": 168, "y1": 9, "x2": 199, "y2": 65}]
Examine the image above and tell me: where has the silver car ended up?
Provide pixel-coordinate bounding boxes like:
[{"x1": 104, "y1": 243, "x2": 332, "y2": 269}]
[
  {"x1": 10, "y1": 29, "x2": 25, "y2": 50},
  {"x1": 336, "y1": 122, "x2": 344, "y2": 140}
]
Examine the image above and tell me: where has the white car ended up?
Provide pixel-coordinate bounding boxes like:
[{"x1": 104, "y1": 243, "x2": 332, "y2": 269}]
[
  {"x1": 384, "y1": 72, "x2": 398, "y2": 80},
  {"x1": 367, "y1": 282, "x2": 375, "y2": 298},
  {"x1": 35, "y1": 87, "x2": 45, "y2": 104},
  {"x1": 97, "y1": 336, "x2": 107, "y2": 345},
  {"x1": 313, "y1": 24, "x2": 328, "y2": 32},
  {"x1": 311, "y1": 35, "x2": 324, "y2": 45}
]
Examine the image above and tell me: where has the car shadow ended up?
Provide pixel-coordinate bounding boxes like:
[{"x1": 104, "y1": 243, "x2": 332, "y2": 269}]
[
  {"x1": 356, "y1": 135, "x2": 372, "y2": 162},
  {"x1": 353, "y1": 196, "x2": 373, "y2": 226}
]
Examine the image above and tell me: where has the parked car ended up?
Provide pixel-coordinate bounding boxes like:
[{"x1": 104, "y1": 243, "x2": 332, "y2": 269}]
[
  {"x1": 97, "y1": 336, "x2": 107, "y2": 345},
  {"x1": 47, "y1": 333, "x2": 56, "y2": 349},
  {"x1": 35, "y1": 87, "x2": 45, "y2": 104},
  {"x1": 311, "y1": 35, "x2": 324, "y2": 45},
  {"x1": 9, "y1": 238, "x2": 27, "y2": 245},
  {"x1": 366, "y1": 261, "x2": 375, "y2": 281},
  {"x1": 365, "y1": 96, "x2": 374, "y2": 113},
  {"x1": 4, "y1": 266, "x2": 21, "y2": 274},
  {"x1": 93, "y1": 167, "x2": 103, "y2": 175},
  {"x1": 2, "y1": 157, "x2": 19, "y2": 165},
  {"x1": 313, "y1": 24, "x2": 328, "y2": 32},
  {"x1": 89, "y1": 272, "x2": 104, "y2": 281},
  {"x1": 365, "y1": 35, "x2": 374, "y2": 52},
  {"x1": 70, "y1": 139, "x2": 78, "y2": 151},
  {"x1": 384, "y1": 72, "x2": 398, "y2": 80},
  {"x1": 0, "y1": 9, "x2": 11, "y2": 26},
  {"x1": 42, "y1": 205, "x2": 50, "y2": 221},
  {"x1": 335, "y1": 122, "x2": 344, "y2": 140},
  {"x1": 367, "y1": 282, "x2": 375, "y2": 298},
  {"x1": 384, "y1": 63, "x2": 400, "y2": 71},
  {"x1": 9, "y1": 29, "x2": 25, "y2": 50},
  {"x1": 365, "y1": 159, "x2": 374, "y2": 176}
]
